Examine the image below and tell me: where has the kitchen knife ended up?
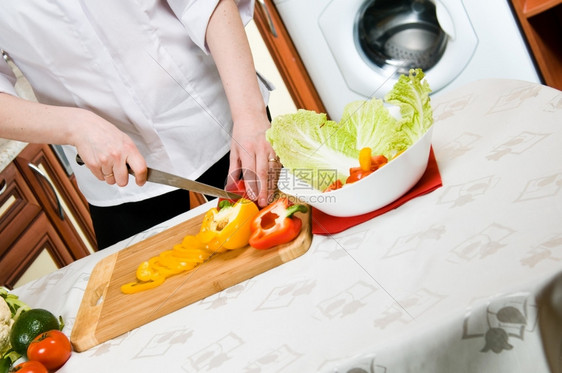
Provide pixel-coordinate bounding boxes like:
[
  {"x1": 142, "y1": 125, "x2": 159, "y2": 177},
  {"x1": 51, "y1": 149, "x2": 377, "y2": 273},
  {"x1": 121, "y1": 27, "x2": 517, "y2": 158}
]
[{"x1": 75, "y1": 155, "x2": 242, "y2": 200}]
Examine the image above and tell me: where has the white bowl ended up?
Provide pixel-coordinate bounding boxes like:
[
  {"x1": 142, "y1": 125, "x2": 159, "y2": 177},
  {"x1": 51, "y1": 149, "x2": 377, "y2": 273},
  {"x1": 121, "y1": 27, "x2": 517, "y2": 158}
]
[{"x1": 278, "y1": 127, "x2": 434, "y2": 217}]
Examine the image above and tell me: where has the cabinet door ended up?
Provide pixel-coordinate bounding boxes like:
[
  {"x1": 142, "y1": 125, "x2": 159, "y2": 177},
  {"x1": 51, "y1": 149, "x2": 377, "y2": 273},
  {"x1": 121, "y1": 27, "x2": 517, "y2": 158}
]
[
  {"x1": 0, "y1": 162, "x2": 41, "y2": 256},
  {"x1": 15, "y1": 144, "x2": 97, "y2": 257},
  {"x1": 509, "y1": 0, "x2": 562, "y2": 90},
  {"x1": 0, "y1": 212, "x2": 70, "y2": 290},
  {"x1": 253, "y1": 0, "x2": 327, "y2": 114}
]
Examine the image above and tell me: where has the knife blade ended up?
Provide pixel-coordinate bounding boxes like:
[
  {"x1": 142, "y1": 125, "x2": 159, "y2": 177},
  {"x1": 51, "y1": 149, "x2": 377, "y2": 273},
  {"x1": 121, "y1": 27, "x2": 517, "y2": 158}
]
[
  {"x1": 75, "y1": 155, "x2": 242, "y2": 200},
  {"x1": 144, "y1": 168, "x2": 242, "y2": 200}
]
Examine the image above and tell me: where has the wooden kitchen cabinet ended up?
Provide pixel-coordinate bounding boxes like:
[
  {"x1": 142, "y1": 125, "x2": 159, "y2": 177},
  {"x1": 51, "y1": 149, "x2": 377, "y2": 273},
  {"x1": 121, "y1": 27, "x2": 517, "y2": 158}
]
[
  {"x1": 510, "y1": 0, "x2": 562, "y2": 90},
  {"x1": 0, "y1": 162, "x2": 41, "y2": 256},
  {"x1": 0, "y1": 143, "x2": 97, "y2": 289},
  {"x1": 253, "y1": 0, "x2": 327, "y2": 114},
  {"x1": 1, "y1": 213, "x2": 70, "y2": 289}
]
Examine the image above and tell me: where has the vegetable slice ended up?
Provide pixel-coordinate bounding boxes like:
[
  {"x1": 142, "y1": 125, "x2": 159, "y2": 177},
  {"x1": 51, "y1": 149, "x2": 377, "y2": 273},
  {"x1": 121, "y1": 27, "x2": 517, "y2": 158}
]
[
  {"x1": 249, "y1": 198, "x2": 308, "y2": 250},
  {"x1": 121, "y1": 198, "x2": 259, "y2": 294}
]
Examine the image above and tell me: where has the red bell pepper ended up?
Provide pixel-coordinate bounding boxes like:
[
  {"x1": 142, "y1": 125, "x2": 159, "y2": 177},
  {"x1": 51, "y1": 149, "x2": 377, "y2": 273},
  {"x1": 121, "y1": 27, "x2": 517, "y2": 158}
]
[
  {"x1": 346, "y1": 150, "x2": 388, "y2": 184},
  {"x1": 323, "y1": 179, "x2": 343, "y2": 192},
  {"x1": 249, "y1": 197, "x2": 308, "y2": 250},
  {"x1": 218, "y1": 179, "x2": 248, "y2": 209}
]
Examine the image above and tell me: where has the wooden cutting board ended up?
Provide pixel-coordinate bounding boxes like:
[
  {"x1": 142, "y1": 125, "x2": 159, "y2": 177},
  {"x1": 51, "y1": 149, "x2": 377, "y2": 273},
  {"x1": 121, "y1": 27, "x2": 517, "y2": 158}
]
[{"x1": 70, "y1": 207, "x2": 312, "y2": 352}]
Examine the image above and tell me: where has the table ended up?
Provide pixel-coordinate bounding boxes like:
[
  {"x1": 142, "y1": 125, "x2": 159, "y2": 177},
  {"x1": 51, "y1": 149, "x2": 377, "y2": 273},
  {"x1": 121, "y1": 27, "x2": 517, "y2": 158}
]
[{"x1": 11, "y1": 79, "x2": 562, "y2": 372}]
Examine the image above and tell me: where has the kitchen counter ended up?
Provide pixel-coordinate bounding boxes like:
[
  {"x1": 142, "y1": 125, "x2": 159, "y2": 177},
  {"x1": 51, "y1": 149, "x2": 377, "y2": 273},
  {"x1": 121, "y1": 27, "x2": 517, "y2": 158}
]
[
  {"x1": 10, "y1": 79, "x2": 562, "y2": 372},
  {"x1": 0, "y1": 138, "x2": 27, "y2": 172},
  {"x1": 0, "y1": 51, "x2": 35, "y2": 173}
]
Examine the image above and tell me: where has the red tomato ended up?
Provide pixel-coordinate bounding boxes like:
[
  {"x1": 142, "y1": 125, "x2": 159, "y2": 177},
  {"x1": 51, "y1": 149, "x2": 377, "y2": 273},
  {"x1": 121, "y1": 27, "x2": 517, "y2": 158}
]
[
  {"x1": 27, "y1": 330, "x2": 72, "y2": 372},
  {"x1": 11, "y1": 361, "x2": 48, "y2": 373}
]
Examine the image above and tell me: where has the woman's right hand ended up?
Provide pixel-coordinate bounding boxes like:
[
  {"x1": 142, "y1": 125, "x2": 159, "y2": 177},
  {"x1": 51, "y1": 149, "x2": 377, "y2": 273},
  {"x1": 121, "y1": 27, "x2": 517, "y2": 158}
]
[{"x1": 70, "y1": 109, "x2": 147, "y2": 187}]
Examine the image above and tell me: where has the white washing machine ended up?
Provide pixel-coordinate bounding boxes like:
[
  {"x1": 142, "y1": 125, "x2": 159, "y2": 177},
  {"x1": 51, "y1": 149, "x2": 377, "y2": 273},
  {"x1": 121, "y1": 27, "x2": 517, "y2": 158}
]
[{"x1": 273, "y1": 0, "x2": 541, "y2": 121}]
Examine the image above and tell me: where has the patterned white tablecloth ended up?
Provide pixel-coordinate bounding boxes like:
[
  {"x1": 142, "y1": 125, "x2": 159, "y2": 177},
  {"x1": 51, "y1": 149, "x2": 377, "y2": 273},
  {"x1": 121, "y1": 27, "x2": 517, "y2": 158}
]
[{"x1": 12, "y1": 79, "x2": 562, "y2": 372}]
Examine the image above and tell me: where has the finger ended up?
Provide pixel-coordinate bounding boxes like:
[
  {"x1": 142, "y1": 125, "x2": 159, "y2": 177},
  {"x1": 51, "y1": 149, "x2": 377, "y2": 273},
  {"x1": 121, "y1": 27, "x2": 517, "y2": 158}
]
[
  {"x1": 266, "y1": 155, "x2": 282, "y2": 204},
  {"x1": 255, "y1": 156, "x2": 270, "y2": 208},
  {"x1": 112, "y1": 160, "x2": 129, "y2": 187},
  {"x1": 90, "y1": 167, "x2": 105, "y2": 182},
  {"x1": 94, "y1": 150, "x2": 117, "y2": 185},
  {"x1": 77, "y1": 153, "x2": 105, "y2": 181},
  {"x1": 126, "y1": 156, "x2": 147, "y2": 187},
  {"x1": 241, "y1": 157, "x2": 258, "y2": 202},
  {"x1": 102, "y1": 168, "x2": 116, "y2": 185},
  {"x1": 258, "y1": 150, "x2": 282, "y2": 207},
  {"x1": 226, "y1": 153, "x2": 242, "y2": 190}
]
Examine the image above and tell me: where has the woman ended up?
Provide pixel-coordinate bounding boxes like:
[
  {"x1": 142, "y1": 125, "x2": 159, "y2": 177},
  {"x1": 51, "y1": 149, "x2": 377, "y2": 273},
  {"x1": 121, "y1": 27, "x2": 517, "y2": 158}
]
[{"x1": 0, "y1": 0, "x2": 279, "y2": 248}]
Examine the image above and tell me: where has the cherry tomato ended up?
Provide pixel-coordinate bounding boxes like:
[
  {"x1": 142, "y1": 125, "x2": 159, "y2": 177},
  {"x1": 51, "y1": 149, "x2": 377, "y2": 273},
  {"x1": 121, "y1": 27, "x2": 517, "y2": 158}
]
[
  {"x1": 10, "y1": 361, "x2": 48, "y2": 373},
  {"x1": 27, "y1": 330, "x2": 72, "y2": 372}
]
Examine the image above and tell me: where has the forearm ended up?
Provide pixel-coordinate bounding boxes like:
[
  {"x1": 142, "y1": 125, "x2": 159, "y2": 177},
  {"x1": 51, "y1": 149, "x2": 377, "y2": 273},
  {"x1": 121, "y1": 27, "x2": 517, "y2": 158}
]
[
  {"x1": 206, "y1": 0, "x2": 268, "y2": 125},
  {"x1": 206, "y1": 0, "x2": 279, "y2": 207},
  {"x1": 0, "y1": 93, "x2": 79, "y2": 145},
  {"x1": 0, "y1": 92, "x2": 146, "y2": 186}
]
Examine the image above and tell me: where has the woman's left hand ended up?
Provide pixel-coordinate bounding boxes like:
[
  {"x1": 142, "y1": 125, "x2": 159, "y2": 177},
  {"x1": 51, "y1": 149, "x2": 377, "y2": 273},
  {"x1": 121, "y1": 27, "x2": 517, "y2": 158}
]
[{"x1": 228, "y1": 114, "x2": 281, "y2": 208}]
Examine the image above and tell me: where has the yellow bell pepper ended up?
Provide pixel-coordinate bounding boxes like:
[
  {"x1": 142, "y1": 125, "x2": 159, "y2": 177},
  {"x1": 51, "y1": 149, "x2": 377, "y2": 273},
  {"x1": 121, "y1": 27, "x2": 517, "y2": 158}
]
[
  {"x1": 359, "y1": 147, "x2": 372, "y2": 172},
  {"x1": 135, "y1": 260, "x2": 160, "y2": 282},
  {"x1": 197, "y1": 198, "x2": 259, "y2": 253},
  {"x1": 121, "y1": 198, "x2": 258, "y2": 294},
  {"x1": 121, "y1": 275, "x2": 165, "y2": 294}
]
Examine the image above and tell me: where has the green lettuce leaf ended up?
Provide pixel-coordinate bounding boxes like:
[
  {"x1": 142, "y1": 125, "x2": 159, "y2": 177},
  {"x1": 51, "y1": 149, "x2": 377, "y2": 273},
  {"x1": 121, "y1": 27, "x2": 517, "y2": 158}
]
[
  {"x1": 266, "y1": 69, "x2": 433, "y2": 191},
  {"x1": 340, "y1": 97, "x2": 402, "y2": 160},
  {"x1": 266, "y1": 110, "x2": 357, "y2": 188},
  {"x1": 384, "y1": 69, "x2": 434, "y2": 153}
]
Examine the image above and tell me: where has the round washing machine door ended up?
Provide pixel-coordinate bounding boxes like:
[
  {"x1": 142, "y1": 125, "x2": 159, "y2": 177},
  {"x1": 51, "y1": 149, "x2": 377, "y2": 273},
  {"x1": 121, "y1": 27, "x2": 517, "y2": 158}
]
[
  {"x1": 318, "y1": 0, "x2": 478, "y2": 98},
  {"x1": 356, "y1": 0, "x2": 447, "y2": 74}
]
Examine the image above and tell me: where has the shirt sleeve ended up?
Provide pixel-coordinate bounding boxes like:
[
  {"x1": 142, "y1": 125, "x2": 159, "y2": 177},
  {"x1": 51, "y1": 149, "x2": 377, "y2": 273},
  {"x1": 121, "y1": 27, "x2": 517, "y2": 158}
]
[
  {"x1": 0, "y1": 58, "x2": 18, "y2": 96},
  {"x1": 166, "y1": 0, "x2": 255, "y2": 54}
]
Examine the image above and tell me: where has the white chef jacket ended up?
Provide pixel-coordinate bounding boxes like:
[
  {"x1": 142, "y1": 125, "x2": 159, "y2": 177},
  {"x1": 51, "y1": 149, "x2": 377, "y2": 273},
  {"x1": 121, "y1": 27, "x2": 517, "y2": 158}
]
[{"x1": 0, "y1": 0, "x2": 270, "y2": 206}]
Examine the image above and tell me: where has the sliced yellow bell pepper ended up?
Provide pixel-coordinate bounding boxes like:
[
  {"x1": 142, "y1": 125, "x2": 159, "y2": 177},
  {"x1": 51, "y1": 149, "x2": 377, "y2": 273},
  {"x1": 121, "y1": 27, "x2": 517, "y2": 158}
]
[
  {"x1": 121, "y1": 198, "x2": 258, "y2": 294},
  {"x1": 359, "y1": 147, "x2": 372, "y2": 172},
  {"x1": 182, "y1": 234, "x2": 207, "y2": 249},
  {"x1": 135, "y1": 260, "x2": 160, "y2": 282},
  {"x1": 170, "y1": 244, "x2": 210, "y2": 261},
  {"x1": 121, "y1": 275, "x2": 165, "y2": 294}
]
